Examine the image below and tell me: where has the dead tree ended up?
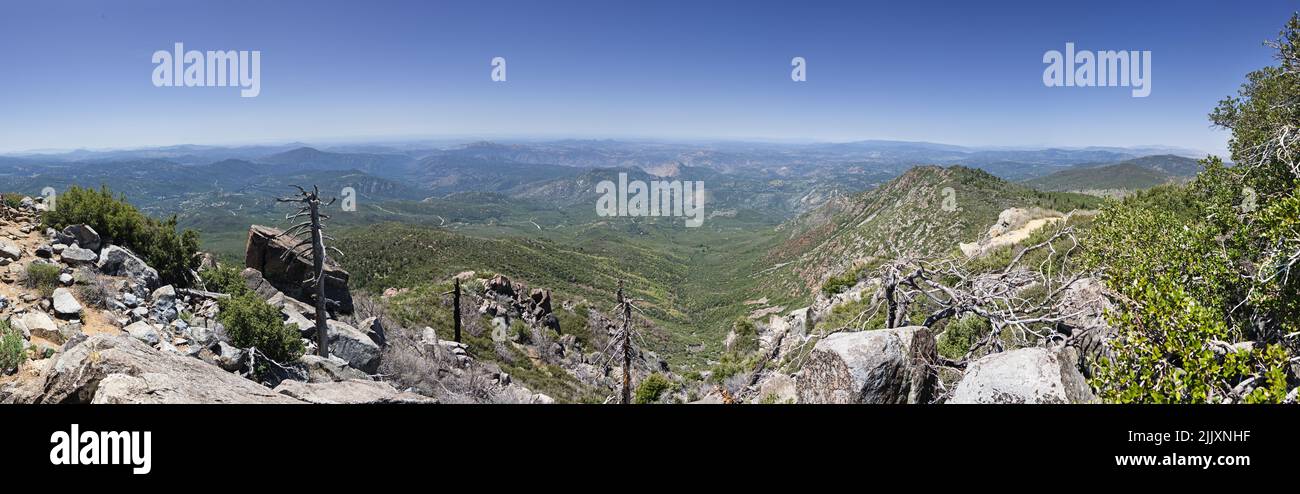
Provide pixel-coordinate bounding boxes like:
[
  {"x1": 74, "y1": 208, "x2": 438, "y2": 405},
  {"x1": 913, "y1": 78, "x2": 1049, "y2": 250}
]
[
  {"x1": 599, "y1": 279, "x2": 648, "y2": 404},
  {"x1": 444, "y1": 277, "x2": 462, "y2": 343},
  {"x1": 276, "y1": 185, "x2": 343, "y2": 358},
  {"x1": 879, "y1": 225, "x2": 1093, "y2": 364},
  {"x1": 617, "y1": 281, "x2": 632, "y2": 404}
]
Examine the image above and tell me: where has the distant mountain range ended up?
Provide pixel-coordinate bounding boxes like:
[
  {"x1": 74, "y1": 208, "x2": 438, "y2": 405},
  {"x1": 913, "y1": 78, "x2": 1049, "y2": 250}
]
[{"x1": 0, "y1": 140, "x2": 1211, "y2": 233}]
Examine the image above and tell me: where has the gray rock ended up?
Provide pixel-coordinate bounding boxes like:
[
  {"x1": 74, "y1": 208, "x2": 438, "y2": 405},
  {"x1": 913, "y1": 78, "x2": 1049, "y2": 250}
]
[
  {"x1": 272, "y1": 379, "x2": 434, "y2": 404},
  {"x1": 58, "y1": 273, "x2": 73, "y2": 286},
  {"x1": 0, "y1": 239, "x2": 21, "y2": 261},
  {"x1": 12, "y1": 312, "x2": 60, "y2": 343},
  {"x1": 35, "y1": 245, "x2": 53, "y2": 258},
  {"x1": 357, "y1": 316, "x2": 386, "y2": 347},
  {"x1": 149, "y1": 285, "x2": 177, "y2": 323},
  {"x1": 184, "y1": 325, "x2": 216, "y2": 349},
  {"x1": 51, "y1": 288, "x2": 82, "y2": 319},
  {"x1": 60, "y1": 245, "x2": 98, "y2": 266},
  {"x1": 244, "y1": 225, "x2": 354, "y2": 314},
  {"x1": 796, "y1": 326, "x2": 936, "y2": 404},
  {"x1": 122, "y1": 321, "x2": 161, "y2": 346},
  {"x1": 949, "y1": 347, "x2": 1096, "y2": 404},
  {"x1": 212, "y1": 341, "x2": 246, "y2": 372},
  {"x1": 97, "y1": 245, "x2": 160, "y2": 289},
  {"x1": 324, "y1": 320, "x2": 380, "y2": 374},
  {"x1": 240, "y1": 267, "x2": 285, "y2": 301},
  {"x1": 282, "y1": 307, "x2": 315, "y2": 336},
  {"x1": 61, "y1": 224, "x2": 101, "y2": 252},
  {"x1": 420, "y1": 326, "x2": 439, "y2": 350},
  {"x1": 1, "y1": 334, "x2": 300, "y2": 404},
  {"x1": 299, "y1": 354, "x2": 371, "y2": 383},
  {"x1": 754, "y1": 373, "x2": 798, "y2": 404},
  {"x1": 267, "y1": 291, "x2": 315, "y2": 317}
]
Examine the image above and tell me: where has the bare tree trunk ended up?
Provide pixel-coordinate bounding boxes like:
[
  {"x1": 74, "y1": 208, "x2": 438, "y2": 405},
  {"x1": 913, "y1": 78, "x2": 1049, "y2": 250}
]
[
  {"x1": 276, "y1": 185, "x2": 342, "y2": 359},
  {"x1": 618, "y1": 280, "x2": 631, "y2": 405},
  {"x1": 309, "y1": 199, "x2": 329, "y2": 358},
  {"x1": 452, "y1": 277, "x2": 462, "y2": 343}
]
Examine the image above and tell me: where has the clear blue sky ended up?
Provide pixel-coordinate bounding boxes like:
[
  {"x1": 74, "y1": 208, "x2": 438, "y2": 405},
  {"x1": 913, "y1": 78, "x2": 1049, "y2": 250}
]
[{"x1": 0, "y1": 0, "x2": 1295, "y2": 154}]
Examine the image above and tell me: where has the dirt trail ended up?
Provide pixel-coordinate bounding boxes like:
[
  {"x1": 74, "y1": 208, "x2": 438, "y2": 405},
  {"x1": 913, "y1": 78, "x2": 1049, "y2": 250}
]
[{"x1": 1, "y1": 213, "x2": 122, "y2": 339}]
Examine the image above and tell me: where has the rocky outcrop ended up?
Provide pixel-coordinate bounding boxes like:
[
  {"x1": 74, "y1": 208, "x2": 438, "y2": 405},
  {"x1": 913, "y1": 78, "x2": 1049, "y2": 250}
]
[
  {"x1": 796, "y1": 326, "x2": 936, "y2": 404},
  {"x1": 59, "y1": 245, "x2": 97, "y2": 266},
  {"x1": 10, "y1": 311, "x2": 62, "y2": 343},
  {"x1": 948, "y1": 347, "x2": 1096, "y2": 404},
  {"x1": 244, "y1": 225, "x2": 354, "y2": 314},
  {"x1": 97, "y1": 245, "x2": 160, "y2": 290},
  {"x1": 324, "y1": 320, "x2": 380, "y2": 374},
  {"x1": 273, "y1": 379, "x2": 435, "y2": 404},
  {"x1": 51, "y1": 288, "x2": 82, "y2": 318},
  {"x1": 299, "y1": 354, "x2": 370, "y2": 383},
  {"x1": 2, "y1": 335, "x2": 300, "y2": 404},
  {"x1": 0, "y1": 238, "x2": 21, "y2": 261},
  {"x1": 58, "y1": 224, "x2": 101, "y2": 252}
]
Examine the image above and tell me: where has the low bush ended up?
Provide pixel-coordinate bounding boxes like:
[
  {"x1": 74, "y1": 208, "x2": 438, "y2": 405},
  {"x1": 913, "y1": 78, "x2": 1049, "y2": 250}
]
[
  {"x1": 217, "y1": 292, "x2": 304, "y2": 368},
  {"x1": 0, "y1": 319, "x2": 26, "y2": 374},
  {"x1": 24, "y1": 263, "x2": 61, "y2": 297},
  {"x1": 729, "y1": 317, "x2": 758, "y2": 355},
  {"x1": 201, "y1": 264, "x2": 250, "y2": 297},
  {"x1": 634, "y1": 372, "x2": 674, "y2": 404}
]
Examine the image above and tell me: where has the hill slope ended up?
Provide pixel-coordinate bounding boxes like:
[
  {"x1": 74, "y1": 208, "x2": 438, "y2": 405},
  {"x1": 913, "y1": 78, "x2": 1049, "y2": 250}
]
[
  {"x1": 770, "y1": 166, "x2": 1100, "y2": 292},
  {"x1": 1024, "y1": 154, "x2": 1201, "y2": 193}
]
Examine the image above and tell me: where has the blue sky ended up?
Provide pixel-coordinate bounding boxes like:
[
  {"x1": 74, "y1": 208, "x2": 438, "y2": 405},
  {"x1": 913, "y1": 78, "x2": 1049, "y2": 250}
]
[{"x1": 0, "y1": 0, "x2": 1295, "y2": 154}]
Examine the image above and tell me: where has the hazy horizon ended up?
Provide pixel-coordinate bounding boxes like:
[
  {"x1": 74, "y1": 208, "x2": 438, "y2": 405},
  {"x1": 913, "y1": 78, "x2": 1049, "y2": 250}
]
[
  {"x1": 4, "y1": 0, "x2": 1288, "y2": 156},
  {"x1": 0, "y1": 134, "x2": 1224, "y2": 159}
]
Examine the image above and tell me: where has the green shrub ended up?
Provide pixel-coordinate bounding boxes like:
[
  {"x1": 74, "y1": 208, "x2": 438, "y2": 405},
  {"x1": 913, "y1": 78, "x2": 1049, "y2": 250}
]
[
  {"x1": 634, "y1": 372, "x2": 674, "y2": 404},
  {"x1": 511, "y1": 319, "x2": 531, "y2": 344},
  {"x1": 217, "y1": 292, "x2": 304, "y2": 367},
  {"x1": 201, "y1": 264, "x2": 250, "y2": 297},
  {"x1": 1080, "y1": 15, "x2": 1300, "y2": 403},
  {"x1": 709, "y1": 351, "x2": 758, "y2": 384},
  {"x1": 1, "y1": 319, "x2": 26, "y2": 374},
  {"x1": 42, "y1": 185, "x2": 200, "y2": 287},
  {"x1": 24, "y1": 263, "x2": 61, "y2": 297},
  {"x1": 821, "y1": 273, "x2": 857, "y2": 297},
  {"x1": 813, "y1": 293, "x2": 886, "y2": 332},
  {"x1": 937, "y1": 313, "x2": 988, "y2": 360},
  {"x1": 0, "y1": 193, "x2": 23, "y2": 210},
  {"x1": 729, "y1": 317, "x2": 759, "y2": 355},
  {"x1": 820, "y1": 262, "x2": 873, "y2": 297}
]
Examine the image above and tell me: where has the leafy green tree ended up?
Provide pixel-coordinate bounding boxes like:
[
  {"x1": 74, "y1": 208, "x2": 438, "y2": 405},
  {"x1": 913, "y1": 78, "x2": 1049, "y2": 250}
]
[
  {"x1": 1085, "y1": 15, "x2": 1300, "y2": 403},
  {"x1": 217, "y1": 292, "x2": 304, "y2": 370},
  {"x1": 42, "y1": 186, "x2": 200, "y2": 287}
]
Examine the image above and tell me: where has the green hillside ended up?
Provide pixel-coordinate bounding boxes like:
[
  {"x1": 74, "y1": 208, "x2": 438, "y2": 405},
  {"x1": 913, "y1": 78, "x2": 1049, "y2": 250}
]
[
  {"x1": 1023, "y1": 155, "x2": 1201, "y2": 194},
  {"x1": 770, "y1": 165, "x2": 1100, "y2": 293}
]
